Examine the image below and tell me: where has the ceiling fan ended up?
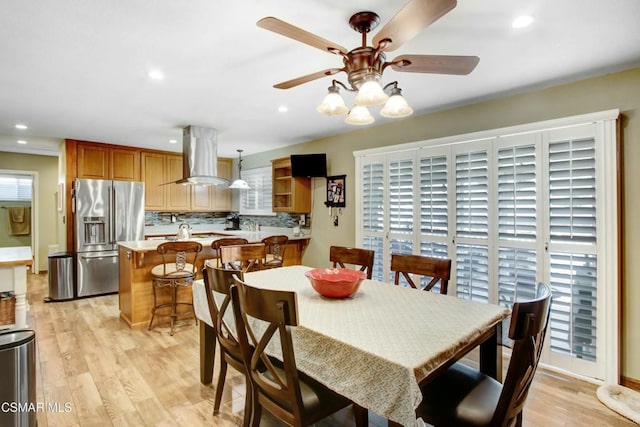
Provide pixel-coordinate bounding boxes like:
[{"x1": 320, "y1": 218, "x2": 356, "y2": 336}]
[{"x1": 257, "y1": 0, "x2": 479, "y2": 124}]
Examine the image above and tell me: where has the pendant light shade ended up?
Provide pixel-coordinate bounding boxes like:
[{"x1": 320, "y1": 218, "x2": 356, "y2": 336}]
[
  {"x1": 380, "y1": 86, "x2": 413, "y2": 118},
  {"x1": 229, "y1": 149, "x2": 251, "y2": 189},
  {"x1": 317, "y1": 84, "x2": 349, "y2": 116},
  {"x1": 345, "y1": 105, "x2": 375, "y2": 125},
  {"x1": 354, "y1": 78, "x2": 389, "y2": 107}
]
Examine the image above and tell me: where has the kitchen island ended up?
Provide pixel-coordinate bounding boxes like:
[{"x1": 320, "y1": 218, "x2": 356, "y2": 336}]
[
  {"x1": 117, "y1": 230, "x2": 310, "y2": 328},
  {"x1": 0, "y1": 246, "x2": 32, "y2": 329}
]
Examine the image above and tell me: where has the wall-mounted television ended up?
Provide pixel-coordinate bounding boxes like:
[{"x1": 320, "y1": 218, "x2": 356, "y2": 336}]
[{"x1": 291, "y1": 153, "x2": 327, "y2": 178}]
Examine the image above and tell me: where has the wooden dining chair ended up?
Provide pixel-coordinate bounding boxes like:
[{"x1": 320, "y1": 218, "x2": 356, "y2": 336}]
[
  {"x1": 390, "y1": 253, "x2": 452, "y2": 294},
  {"x1": 210, "y1": 237, "x2": 249, "y2": 267},
  {"x1": 220, "y1": 243, "x2": 265, "y2": 273},
  {"x1": 148, "y1": 240, "x2": 202, "y2": 335},
  {"x1": 416, "y1": 282, "x2": 552, "y2": 427},
  {"x1": 260, "y1": 235, "x2": 289, "y2": 269},
  {"x1": 230, "y1": 276, "x2": 367, "y2": 427},
  {"x1": 329, "y1": 245, "x2": 375, "y2": 279},
  {"x1": 201, "y1": 264, "x2": 251, "y2": 425}
]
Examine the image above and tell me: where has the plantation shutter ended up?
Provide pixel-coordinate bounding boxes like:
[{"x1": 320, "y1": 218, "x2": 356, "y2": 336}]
[
  {"x1": 239, "y1": 167, "x2": 273, "y2": 215},
  {"x1": 547, "y1": 136, "x2": 598, "y2": 362},
  {"x1": 455, "y1": 149, "x2": 489, "y2": 302},
  {"x1": 362, "y1": 162, "x2": 385, "y2": 280}
]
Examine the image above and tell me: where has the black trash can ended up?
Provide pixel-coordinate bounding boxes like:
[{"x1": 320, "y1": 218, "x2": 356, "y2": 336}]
[
  {"x1": 0, "y1": 329, "x2": 36, "y2": 427},
  {"x1": 47, "y1": 252, "x2": 74, "y2": 301}
]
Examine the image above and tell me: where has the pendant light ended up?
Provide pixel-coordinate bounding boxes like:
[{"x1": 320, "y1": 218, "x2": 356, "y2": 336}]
[{"x1": 229, "y1": 149, "x2": 251, "y2": 189}]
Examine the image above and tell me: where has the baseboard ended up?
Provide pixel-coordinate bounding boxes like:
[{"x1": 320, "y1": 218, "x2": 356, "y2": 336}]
[{"x1": 621, "y1": 376, "x2": 640, "y2": 392}]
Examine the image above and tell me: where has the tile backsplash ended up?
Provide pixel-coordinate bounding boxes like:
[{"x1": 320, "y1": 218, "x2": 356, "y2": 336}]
[{"x1": 145, "y1": 211, "x2": 308, "y2": 229}]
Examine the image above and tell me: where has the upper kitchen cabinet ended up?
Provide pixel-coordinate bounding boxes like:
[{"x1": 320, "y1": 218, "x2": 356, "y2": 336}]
[
  {"x1": 190, "y1": 157, "x2": 232, "y2": 211},
  {"x1": 141, "y1": 152, "x2": 167, "y2": 210},
  {"x1": 141, "y1": 152, "x2": 190, "y2": 211},
  {"x1": 75, "y1": 141, "x2": 140, "y2": 181},
  {"x1": 271, "y1": 157, "x2": 311, "y2": 213},
  {"x1": 142, "y1": 153, "x2": 231, "y2": 212}
]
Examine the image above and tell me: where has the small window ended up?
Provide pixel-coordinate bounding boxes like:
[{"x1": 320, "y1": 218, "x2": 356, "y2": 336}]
[
  {"x1": 239, "y1": 166, "x2": 274, "y2": 216},
  {"x1": 0, "y1": 173, "x2": 32, "y2": 201}
]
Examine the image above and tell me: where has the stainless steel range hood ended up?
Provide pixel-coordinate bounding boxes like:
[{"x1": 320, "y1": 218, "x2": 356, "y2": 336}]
[{"x1": 175, "y1": 125, "x2": 229, "y2": 186}]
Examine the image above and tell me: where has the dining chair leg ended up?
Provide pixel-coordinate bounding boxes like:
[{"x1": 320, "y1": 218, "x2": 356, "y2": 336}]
[
  {"x1": 353, "y1": 404, "x2": 368, "y2": 427},
  {"x1": 213, "y1": 354, "x2": 228, "y2": 414},
  {"x1": 199, "y1": 322, "x2": 215, "y2": 385}
]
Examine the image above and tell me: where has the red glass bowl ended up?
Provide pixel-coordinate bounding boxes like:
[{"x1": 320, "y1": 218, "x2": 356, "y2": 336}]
[{"x1": 305, "y1": 268, "x2": 366, "y2": 298}]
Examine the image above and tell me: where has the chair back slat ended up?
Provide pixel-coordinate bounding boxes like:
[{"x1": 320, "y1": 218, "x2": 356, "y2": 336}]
[
  {"x1": 156, "y1": 241, "x2": 203, "y2": 276},
  {"x1": 329, "y1": 246, "x2": 375, "y2": 279},
  {"x1": 390, "y1": 253, "x2": 451, "y2": 294}
]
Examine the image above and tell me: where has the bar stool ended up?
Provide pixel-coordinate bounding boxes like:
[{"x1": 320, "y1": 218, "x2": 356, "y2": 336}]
[{"x1": 148, "y1": 241, "x2": 203, "y2": 335}]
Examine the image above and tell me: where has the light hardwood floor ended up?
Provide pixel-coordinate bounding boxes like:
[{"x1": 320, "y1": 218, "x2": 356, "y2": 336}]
[{"x1": 16, "y1": 272, "x2": 634, "y2": 426}]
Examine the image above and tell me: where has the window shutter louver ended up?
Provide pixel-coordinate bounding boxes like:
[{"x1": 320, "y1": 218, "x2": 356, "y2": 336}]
[
  {"x1": 420, "y1": 156, "x2": 448, "y2": 236},
  {"x1": 497, "y1": 145, "x2": 536, "y2": 241},
  {"x1": 456, "y1": 151, "x2": 489, "y2": 238},
  {"x1": 389, "y1": 159, "x2": 414, "y2": 234},
  {"x1": 239, "y1": 167, "x2": 273, "y2": 215}
]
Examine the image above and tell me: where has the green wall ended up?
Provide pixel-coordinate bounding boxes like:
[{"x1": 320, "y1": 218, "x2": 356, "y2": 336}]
[
  {"x1": 245, "y1": 67, "x2": 640, "y2": 381},
  {"x1": 0, "y1": 152, "x2": 60, "y2": 272}
]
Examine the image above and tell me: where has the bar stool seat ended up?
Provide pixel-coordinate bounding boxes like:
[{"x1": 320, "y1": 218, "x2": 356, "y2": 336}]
[{"x1": 148, "y1": 241, "x2": 203, "y2": 335}]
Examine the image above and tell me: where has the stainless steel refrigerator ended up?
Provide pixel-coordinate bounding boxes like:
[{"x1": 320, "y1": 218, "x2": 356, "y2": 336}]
[{"x1": 73, "y1": 178, "x2": 145, "y2": 297}]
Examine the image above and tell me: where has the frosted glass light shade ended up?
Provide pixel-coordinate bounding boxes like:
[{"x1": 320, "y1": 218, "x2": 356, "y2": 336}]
[
  {"x1": 317, "y1": 90, "x2": 348, "y2": 116},
  {"x1": 380, "y1": 93, "x2": 414, "y2": 118},
  {"x1": 345, "y1": 105, "x2": 374, "y2": 125},
  {"x1": 229, "y1": 179, "x2": 251, "y2": 189},
  {"x1": 354, "y1": 79, "x2": 389, "y2": 107}
]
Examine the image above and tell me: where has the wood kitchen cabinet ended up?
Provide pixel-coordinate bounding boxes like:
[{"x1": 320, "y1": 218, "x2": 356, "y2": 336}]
[
  {"x1": 77, "y1": 142, "x2": 140, "y2": 181},
  {"x1": 141, "y1": 152, "x2": 167, "y2": 210},
  {"x1": 190, "y1": 157, "x2": 232, "y2": 211},
  {"x1": 142, "y1": 152, "x2": 231, "y2": 212},
  {"x1": 166, "y1": 154, "x2": 190, "y2": 211},
  {"x1": 271, "y1": 156, "x2": 311, "y2": 213}
]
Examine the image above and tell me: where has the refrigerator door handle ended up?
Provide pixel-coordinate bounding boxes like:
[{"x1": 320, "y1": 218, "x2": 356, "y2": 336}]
[
  {"x1": 78, "y1": 252, "x2": 117, "y2": 260},
  {"x1": 110, "y1": 185, "x2": 116, "y2": 245}
]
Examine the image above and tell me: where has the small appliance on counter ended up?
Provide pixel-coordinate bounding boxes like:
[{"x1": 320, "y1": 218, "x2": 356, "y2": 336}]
[
  {"x1": 225, "y1": 213, "x2": 240, "y2": 230},
  {"x1": 176, "y1": 223, "x2": 192, "y2": 240}
]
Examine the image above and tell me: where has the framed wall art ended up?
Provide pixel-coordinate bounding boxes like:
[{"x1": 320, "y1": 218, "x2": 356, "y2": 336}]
[{"x1": 325, "y1": 175, "x2": 346, "y2": 208}]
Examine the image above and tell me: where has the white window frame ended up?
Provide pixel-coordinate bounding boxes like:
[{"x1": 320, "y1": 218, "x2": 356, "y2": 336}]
[
  {"x1": 239, "y1": 166, "x2": 275, "y2": 216},
  {"x1": 354, "y1": 110, "x2": 620, "y2": 383}
]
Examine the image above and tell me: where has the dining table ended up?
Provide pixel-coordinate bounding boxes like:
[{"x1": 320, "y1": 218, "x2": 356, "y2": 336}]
[{"x1": 193, "y1": 265, "x2": 510, "y2": 427}]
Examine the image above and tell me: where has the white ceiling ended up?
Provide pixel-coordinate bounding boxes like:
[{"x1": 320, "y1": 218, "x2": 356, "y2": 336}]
[{"x1": 1, "y1": 0, "x2": 639, "y2": 158}]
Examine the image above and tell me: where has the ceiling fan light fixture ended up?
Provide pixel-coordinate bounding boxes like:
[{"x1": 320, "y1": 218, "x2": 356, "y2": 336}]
[
  {"x1": 345, "y1": 105, "x2": 375, "y2": 125},
  {"x1": 380, "y1": 86, "x2": 413, "y2": 118},
  {"x1": 354, "y1": 78, "x2": 389, "y2": 107},
  {"x1": 317, "y1": 85, "x2": 349, "y2": 116}
]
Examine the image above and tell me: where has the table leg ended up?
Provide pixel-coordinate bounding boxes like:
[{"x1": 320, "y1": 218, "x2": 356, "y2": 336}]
[
  {"x1": 199, "y1": 321, "x2": 216, "y2": 385},
  {"x1": 479, "y1": 321, "x2": 503, "y2": 382}
]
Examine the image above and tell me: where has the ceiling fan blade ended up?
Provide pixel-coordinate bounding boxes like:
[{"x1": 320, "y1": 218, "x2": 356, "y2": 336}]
[
  {"x1": 373, "y1": 0, "x2": 457, "y2": 52},
  {"x1": 389, "y1": 54, "x2": 479, "y2": 75},
  {"x1": 258, "y1": 17, "x2": 347, "y2": 55},
  {"x1": 273, "y1": 68, "x2": 344, "y2": 89}
]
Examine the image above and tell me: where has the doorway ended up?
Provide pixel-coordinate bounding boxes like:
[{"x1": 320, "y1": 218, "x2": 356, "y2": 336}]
[{"x1": 0, "y1": 170, "x2": 38, "y2": 272}]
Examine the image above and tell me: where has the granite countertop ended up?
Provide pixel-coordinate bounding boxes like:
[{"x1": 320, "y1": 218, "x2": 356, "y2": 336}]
[{"x1": 120, "y1": 227, "x2": 309, "y2": 252}]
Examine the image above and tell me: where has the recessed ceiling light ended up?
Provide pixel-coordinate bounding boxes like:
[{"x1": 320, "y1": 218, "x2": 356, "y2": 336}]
[
  {"x1": 15, "y1": 124, "x2": 28, "y2": 130},
  {"x1": 512, "y1": 15, "x2": 534, "y2": 29},
  {"x1": 169, "y1": 139, "x2": 178, "y2": 144},
  {"x1": 278, "y1": 105, "x2": 289, "y2": 113},
  {"x1": 147, "y1": 70, "x2": 164, "y2": 80},
  {"x1": 17, "y1": 140, "x2": 28, "y2": 145}
]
